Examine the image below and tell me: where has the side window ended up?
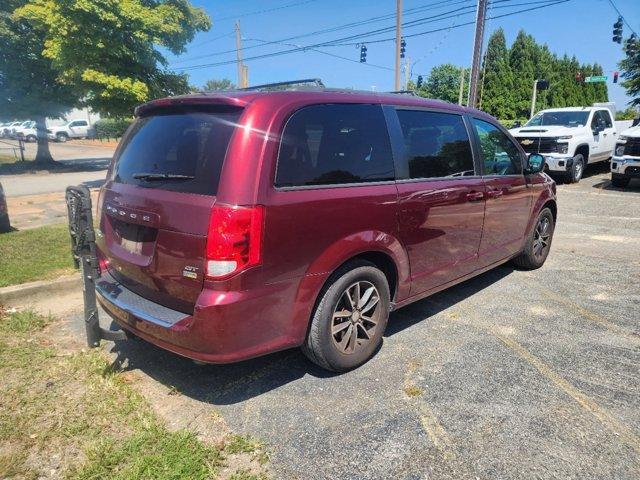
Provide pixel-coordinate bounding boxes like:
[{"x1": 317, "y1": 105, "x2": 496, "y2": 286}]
[
  {"x1": 396, "y1": 110, "x2": 475, "y2": 179},
  {"x1": 472, "y1": 118, "x2": 523, "y2": 176},
  {"x1": 591, "y1": 111, "x2": 606, "y2": 130},
  {"x1": 600, "y1": 110, "x2": 613, "y2": 128},
  {"x1": 72, "y1": 120, "x2": 88, "y2": 127},
  {"x1": 275, "y1": 104, "x2": 394, "y2": 187}
]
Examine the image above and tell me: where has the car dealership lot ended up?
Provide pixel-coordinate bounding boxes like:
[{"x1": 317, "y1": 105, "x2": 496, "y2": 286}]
[{"x1": 70, "y1": 169, "x2": 639, "y2": 480}]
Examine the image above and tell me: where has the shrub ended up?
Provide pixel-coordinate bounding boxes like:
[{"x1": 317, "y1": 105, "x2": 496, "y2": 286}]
[{"x1": 94, "y1": 118, "x2": 132, "y2": 139}]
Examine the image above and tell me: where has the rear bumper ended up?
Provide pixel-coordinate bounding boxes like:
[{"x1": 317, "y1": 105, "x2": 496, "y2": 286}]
[{"x1": 96, "y1": 269, "x2": 305, "y2": 363}]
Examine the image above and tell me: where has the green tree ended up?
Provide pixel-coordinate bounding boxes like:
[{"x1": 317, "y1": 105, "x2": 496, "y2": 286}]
[
  {"x1": 619, "y1": 37, "x2": 640, "y2": 107},
  {"x1": 480, "y1": 28, "x2": 514, "y2": 119},
  {"x1": 509, "y1": 30, "x2": 538, "y2": 119},
  {"x1": 0, "y1": 0, "x2": 76, "y2": 163},
  {"x1": 414, "y1": 64, "x2": 468, "y2": 103},
  {"x1": 202, "y1": 78, "x2": 235, "y2": 91},
  {"x1": 16, "y1": 0, "x2": 211, "y2": 118}
]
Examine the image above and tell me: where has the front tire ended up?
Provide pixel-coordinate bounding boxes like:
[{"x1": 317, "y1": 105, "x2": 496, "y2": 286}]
[
  {"x1": 302, "y1": 261, "x2": 390, "y2": 372},
  {"x1": 611, "y1": 176, "x2": 630, "y2": 188},
  {"x1": 566, "y1": 154, "x2": 584, "y2": 183},
  {"x1": 25, "y1": 134, "x2": 37, "y2": 143},
  {"x1": 513, "y1": 208, "x2": 555, "y2": 270}
]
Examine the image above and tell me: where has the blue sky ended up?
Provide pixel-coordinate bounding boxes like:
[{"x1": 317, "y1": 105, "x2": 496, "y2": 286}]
[{"x1": 167, "y1": 0, "x2": 639, "y2": 111}]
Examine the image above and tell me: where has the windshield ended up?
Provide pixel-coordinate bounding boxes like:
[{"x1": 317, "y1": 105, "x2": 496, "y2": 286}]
[
  {"x1": 112, "y1": 109, "x2": 242, "y2": 195},
  {"x1": 525, "y1": 111, "x2": 589, "y2": 128}
]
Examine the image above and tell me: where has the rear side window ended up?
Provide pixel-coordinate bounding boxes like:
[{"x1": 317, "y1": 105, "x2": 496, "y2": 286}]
[
  {"x1": 112, "y1": 110, "x2": 241, "y2": 195},
  {"x1": 275, "y1": 104, "x2": 394, "y2": 187},
  {"x1": 396, "y1": 110, "x2": 475, "y2": 179}
]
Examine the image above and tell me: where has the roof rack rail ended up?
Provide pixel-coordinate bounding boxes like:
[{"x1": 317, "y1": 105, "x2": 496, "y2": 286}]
[
  {"x1": 240, "y1": 78, "x2": 325, "y2": 92},
  {"x1": 388, "y1": 90, "x2": 417, "y2": 96}
]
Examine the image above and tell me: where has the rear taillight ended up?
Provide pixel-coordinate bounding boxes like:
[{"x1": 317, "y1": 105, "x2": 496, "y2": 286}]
[{"x1": 205, "y1": 204, "x2": 264, "y2": 279}]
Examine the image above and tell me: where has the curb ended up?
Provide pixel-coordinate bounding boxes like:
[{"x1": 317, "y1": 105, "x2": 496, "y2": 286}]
[{"x1": 0, "y1": 274, "x2": 81, "y2": 307}]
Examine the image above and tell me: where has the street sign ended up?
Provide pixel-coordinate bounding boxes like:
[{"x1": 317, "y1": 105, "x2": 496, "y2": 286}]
[{"x1": 585, "y1": 76, "x2": 608, "y2": 83}]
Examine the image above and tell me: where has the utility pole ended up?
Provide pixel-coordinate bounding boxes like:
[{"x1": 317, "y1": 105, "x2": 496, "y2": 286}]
[
  {"x1": 395, "y1": 0, "x2": 402, "y2": 91},
  {"x1": 530, "y1": 79, "x2": 539, "y2": 119},
  {"x1": 467, "y1": 0, "x2": 487, "y2": 108},
  {"x1": 235, "y1": 21, "x2": 247, "y2": 88},
  {"x1": 458, "y1": 68, "x2": 465, "y2": 106}
]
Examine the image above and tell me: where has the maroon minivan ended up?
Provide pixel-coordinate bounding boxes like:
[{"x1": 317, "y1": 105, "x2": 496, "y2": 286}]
[{"x1": 95, "y1": 84, "x2": 556, "y2": 372}]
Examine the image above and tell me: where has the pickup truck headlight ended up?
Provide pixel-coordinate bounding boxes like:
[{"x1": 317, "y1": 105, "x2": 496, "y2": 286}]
[
  {"x1": 557, "y1": 143, "x2": 568, "y2": 154},
  {"x1": 618, "y1": 135, "x2": 628, "y2": 142},
  {"x1": 615, "y1": 144, "x2": 626, "y2": 156}
]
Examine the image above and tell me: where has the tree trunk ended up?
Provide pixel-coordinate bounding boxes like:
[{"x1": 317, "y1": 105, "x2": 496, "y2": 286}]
[{"x1": 33, "y1": 115, "x2": 56, "y2": 165}]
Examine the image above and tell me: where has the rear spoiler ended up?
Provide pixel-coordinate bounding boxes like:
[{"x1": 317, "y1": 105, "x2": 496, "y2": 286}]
[{"x1": 134, "y1": 95, "x2": 249, "y2": 117}]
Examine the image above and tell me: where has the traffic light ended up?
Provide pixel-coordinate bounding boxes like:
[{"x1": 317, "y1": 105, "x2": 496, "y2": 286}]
[
  {"x1": 625, "y1": 33, "x2": 638, "y2": 57},
  {"x1": 400, "y1": 37, "x2": 406, "y2": 59},
  {"x1": 360, "y1": 44, "x2": 367, "y2": 63},
  {"x1": 416, "y1": 75, "x2": 423, "y2": 88},
  {"x1": 575, "y1": 71, "x2": 583, "y2": 83},
  {"x1": 613, "y1": 17, "x2": 623, "y2": 44},
  {"x1": 613, "y1": 71, "x2": 619, "y2": 83}
]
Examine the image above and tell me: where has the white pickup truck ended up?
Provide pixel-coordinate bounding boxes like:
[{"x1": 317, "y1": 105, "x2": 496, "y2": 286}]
[
  {"x1": 509, "y1": 107, "x2": 617, "y2": 183},
  {"x1": 611, "y1": 123, "x2": 640, "y2": 188},
  {"x1": 47, "y1": 119, "x2": 91, "y2": 142}
]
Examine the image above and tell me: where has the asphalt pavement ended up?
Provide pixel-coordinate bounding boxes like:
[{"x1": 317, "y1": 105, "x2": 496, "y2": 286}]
[{"x1": 67, "y1": 168, "x2": 640, "y2": 479}]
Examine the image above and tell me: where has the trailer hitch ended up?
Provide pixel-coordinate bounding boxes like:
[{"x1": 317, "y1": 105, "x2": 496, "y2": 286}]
[{"x1": 66, "y1": 185, "x2": 127, "y2": 347}]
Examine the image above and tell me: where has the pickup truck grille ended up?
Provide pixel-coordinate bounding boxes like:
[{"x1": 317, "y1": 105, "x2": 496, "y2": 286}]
[
  {"x1": 623, "y1": 138, "x2": 640, "y2": 157},
  {"x1": 514, "y1": 137, "x2": 559, "y2": 154}
]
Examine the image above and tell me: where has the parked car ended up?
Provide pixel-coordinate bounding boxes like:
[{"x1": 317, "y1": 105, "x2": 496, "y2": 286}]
[
  {"x1": 1, "y1": 122, "x2": 21, "y2": 138},
  {"x1": 0, "y1": 182, "x2": 10, "y2": 233},
  {"x1": 11, "y1": 120, "x2": 35, "y2": 139},
  {"x1": 509, "y1": 106, "x2": 617, "y2": 183},
  {"x1": 94, "y1": 85, "x2": 556, "y2": 372},
  {"x1": 47, "y1": 119, "x2": 90, "y2": 142},
  {"x1": 16, "y1": 122, "x2": 38, "y2": 142},
  {"x1": 611, "y1": 124, "x2": 640, "y2": 188}
]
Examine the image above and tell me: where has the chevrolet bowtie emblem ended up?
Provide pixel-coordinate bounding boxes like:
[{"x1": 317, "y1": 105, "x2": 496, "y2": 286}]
[{"x1": 520, "y1": 139, "x2": 534, "y2": 146}]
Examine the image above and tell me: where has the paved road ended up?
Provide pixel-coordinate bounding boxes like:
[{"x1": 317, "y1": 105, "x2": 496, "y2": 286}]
[
  {"x1": 0, "y1": 141, "x2": 113, "y2": 197},
  {"x1": 68, "y1": 169, "x2": 639, "y2": 479}
]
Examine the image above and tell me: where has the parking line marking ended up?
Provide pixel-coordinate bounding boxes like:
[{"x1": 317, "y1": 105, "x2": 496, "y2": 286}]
[
  {"x1": 492, "y1": 331, "x2": 640, "y2": 455},
  {"x1": 534, "y1": 285, "x2": 639, "y2": 342},
  {"x1": 418, "y1": 402, "x2": 456, "y2": 461}
]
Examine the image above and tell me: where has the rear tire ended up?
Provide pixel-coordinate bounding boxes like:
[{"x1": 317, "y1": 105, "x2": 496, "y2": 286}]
[
  {"x1": 566, "y1": 154, "x2": 584, "y2": 183},
  {"x1": 25, "y1": 134, "x2": 37, "y2": 143},
  {"x1": 512, "y1": 208, "x2": 555, "y2": 270},
  {"x1": 611, "y1": 176, "x2": 630, "y2": 188},
  {"x1": 302, "y1": 261, "x2": 390, "y2": 372},
  {"x1": 56, "y1": 132, "x2": 68, "y2": 143}
]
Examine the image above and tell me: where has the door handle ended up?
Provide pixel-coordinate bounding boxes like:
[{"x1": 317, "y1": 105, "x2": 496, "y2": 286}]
[
  {"x1": 487, "y1": 189, "x2": 503, "y2": 199},
  {"x1": 466, "y1": 191, "x2": 484, "y2": 202}
]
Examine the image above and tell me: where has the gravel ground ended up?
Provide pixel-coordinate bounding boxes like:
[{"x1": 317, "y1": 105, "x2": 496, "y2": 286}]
[{"x1": 66, "y1": 167, "x2": 640, "y2": 480}]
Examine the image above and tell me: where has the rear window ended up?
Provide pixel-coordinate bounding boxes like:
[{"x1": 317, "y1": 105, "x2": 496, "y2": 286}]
[
  {"x1": 275, "y1": 104, "x2": 394, "y2": 187},
  {"x1": 112, "y1": 110, "x2": 241, "y2": 195}
]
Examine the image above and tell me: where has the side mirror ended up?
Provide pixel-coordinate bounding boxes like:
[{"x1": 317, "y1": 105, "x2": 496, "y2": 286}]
[
  {"x1": 526, "y1": 153, "x2": 545, "y2": 174},
  {"x1": 512, "y1": 120, "x2": 521, "y2": 128}
]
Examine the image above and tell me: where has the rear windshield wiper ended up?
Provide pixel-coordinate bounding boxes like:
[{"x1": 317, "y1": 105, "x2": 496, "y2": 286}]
[{"x1": 132, "y1": 172, "x2": 195, "y2": 181}]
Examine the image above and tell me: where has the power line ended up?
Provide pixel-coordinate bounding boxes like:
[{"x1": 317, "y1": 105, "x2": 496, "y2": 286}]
[
  {"x1": 606, "y1": 0, "x2": 638, "y2": 36},
  {"x1": 216, "y1": 0, "x2": 319, "y2": 22},
  {"x1": 170, "y1": 0, "x2": 475, "y2": 66},
  {"x1": 175, "y1": 0, "x2": 569, "y2": 72}
]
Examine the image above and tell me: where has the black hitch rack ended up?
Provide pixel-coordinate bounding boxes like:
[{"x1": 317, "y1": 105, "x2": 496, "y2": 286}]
[{"x1": 66, "y1": 185, "x2": 127, "y2": 347}]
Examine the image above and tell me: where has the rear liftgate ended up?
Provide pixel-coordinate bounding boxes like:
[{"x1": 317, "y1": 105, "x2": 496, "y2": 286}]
[{"x1": 66, "y1": 185, "x2": 127, "y2": 347}]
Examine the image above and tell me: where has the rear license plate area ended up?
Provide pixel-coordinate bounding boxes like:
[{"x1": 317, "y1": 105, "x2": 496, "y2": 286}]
[{"x1": 113, "y1": 219, "x2": 156, "y2": 255}]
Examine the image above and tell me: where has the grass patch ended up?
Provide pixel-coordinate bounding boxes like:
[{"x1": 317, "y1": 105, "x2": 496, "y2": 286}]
[
  {"x1": 0, "y1": 223, "x2": 75, "y2": 287},
  {"x1": 0, "y1": 308, "x2": 264, "y2": 479},
  {"x1": 403, "y1": 384, "x2": 424, "y2": 397}
]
